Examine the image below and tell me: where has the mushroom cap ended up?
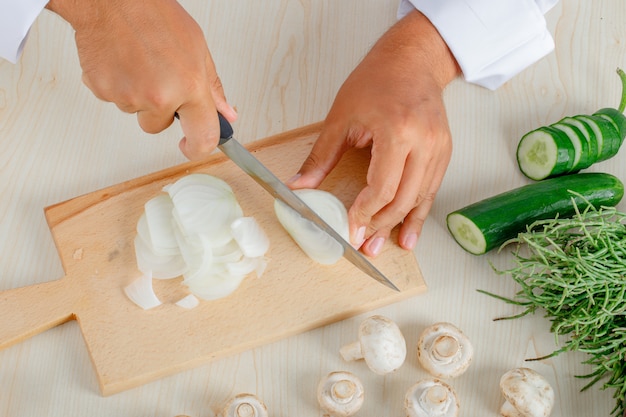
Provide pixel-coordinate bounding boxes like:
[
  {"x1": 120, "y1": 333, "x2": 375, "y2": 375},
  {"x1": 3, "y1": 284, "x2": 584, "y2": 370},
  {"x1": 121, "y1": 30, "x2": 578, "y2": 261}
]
[
  {"x1": 220, "y1": 393, "x2": 268, "y2": 417},
  {"x1": 499, "y1": 368, "x2": 554, "y2": 417},
  {"x1": 358, "y1": 315, "x2": 407, "y2": 374},
  {"x1": 317, "y1": 371, "x2": 365, "y2": 417},
  {"x1": 417, "y1": 322, "x2": 473, "y2": 379},
  {"x1": 405, "y1": 378, "x2": 460, "y2": 417}
]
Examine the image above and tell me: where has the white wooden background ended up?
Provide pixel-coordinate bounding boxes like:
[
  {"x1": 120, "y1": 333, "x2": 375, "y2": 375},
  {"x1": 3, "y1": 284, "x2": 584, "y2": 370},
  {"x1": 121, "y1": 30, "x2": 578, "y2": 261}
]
[{"x1": 0, "y1": 1, "x2": 623, "y2": 415}]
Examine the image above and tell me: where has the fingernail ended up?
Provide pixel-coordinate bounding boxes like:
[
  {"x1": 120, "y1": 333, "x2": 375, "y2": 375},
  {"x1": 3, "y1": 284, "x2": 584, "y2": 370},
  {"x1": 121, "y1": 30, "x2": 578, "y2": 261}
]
[
  {"x1": 353, "y1": 226, "x2": 366, "y2": 248},
  {"x1": 368, "y1": 237, "x2": 385, "y2": 257},
  {"x1": 286, "y1": 173, "x2": 301, "y2": 185},
  {"x1": 402, "y1": 233, "x2": 418, "y2": 250}
]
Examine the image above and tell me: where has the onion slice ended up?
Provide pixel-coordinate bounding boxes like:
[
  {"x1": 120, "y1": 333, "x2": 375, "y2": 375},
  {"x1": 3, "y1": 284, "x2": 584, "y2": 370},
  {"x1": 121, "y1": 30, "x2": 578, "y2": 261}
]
[
  {"x1": 131, "y1": 173, "x2": 271, "y2": 306},
  {"x1": 230, "y1": 217, "x2": 270, "y2": 258},
  {"x1": 124, "y1": 272, "x2": 162, "y2": 310},
  {"x1": 274, "y1": 189, "x2": 349, "y2": 265},
  {"x1": 175, "y1": 294, "x2": 200, "y2": 309}
]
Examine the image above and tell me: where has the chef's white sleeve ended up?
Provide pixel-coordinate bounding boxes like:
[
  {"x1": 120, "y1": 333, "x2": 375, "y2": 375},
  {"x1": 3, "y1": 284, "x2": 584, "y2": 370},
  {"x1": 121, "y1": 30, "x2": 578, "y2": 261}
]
[
  {"x1": 0, "y1": 0, "x2": 50, "y2": 63},
  {"x1": 398, "y1": 0, "x2": 559, "y2": 90}
]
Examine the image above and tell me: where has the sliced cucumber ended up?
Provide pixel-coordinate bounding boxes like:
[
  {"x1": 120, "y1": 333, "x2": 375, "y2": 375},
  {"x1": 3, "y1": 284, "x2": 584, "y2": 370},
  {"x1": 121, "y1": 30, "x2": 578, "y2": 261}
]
[
  {"x1": 516, "y1": 68, "x2": 626, "y2": 180},
  {"x1": 594, "y1": 107, "x2": 626, "y2": 139},
  {"x1": 559, "y1": 116, "x2": 599, "y2": 162},
  {"x1": 516, "y1": 126, "x2": 575, "y2": 180},
  {"x1": 446, "y1": 173, "x2": 624, "y2": 255},
  {"x1": 551, "y1": 122, "x2": 590, "y2": 171},
  {"x1": 576, "y1": 115, "x2": 621, "y2": 162}
]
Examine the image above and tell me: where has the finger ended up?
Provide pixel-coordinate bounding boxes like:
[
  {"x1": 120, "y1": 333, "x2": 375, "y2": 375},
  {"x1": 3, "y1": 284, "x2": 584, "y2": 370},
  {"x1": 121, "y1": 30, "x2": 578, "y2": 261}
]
[
  {"x1": 399, "y1": 195, "x2": 435, "y2": 249},
  {"x1": 347, "y1": 135, "x2": 410, "y2": 246},
  {"x1": 204, "y1": 54, "x2": 238, "y2": 123},
  {"x1": 137, "y1": 109, "x2": 177, "y2": 134},
  {"x1": 288, "y1": 123, "x2": 351, "y2": 189},
  {"x1": 357, "y1": 150, "x2": 427, "y2": 256},
  {"x1": 177, "y1": 98, "x2": 220, "y2": 160}
]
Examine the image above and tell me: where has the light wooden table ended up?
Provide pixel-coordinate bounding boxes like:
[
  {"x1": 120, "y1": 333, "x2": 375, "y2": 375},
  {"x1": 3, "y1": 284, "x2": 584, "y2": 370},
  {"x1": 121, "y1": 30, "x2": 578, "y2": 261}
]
[{"x1": 0, "y1": 1, "x2": 622, "y2": 415}]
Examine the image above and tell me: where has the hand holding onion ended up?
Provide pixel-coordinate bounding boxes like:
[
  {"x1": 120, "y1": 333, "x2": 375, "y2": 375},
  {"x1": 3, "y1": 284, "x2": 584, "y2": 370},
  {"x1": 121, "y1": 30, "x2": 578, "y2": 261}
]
[{"x1": 289, "y1": 10, "x2": 460, "y2": 257}]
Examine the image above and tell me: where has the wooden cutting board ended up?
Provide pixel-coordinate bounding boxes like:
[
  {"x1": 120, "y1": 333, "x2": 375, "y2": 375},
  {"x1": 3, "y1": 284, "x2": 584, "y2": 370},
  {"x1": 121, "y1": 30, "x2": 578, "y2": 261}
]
[{"x1": 0, "y1": 122, "x2": 426, "y2": 395}]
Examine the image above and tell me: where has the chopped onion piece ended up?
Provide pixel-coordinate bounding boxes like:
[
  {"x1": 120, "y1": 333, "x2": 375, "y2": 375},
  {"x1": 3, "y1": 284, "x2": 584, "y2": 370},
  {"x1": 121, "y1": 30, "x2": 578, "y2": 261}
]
[
  {"x1": 184, "y1": 270, "x2": 246, "y2": 301},
  {"x1": 134, "y1": 235, "x2": 187, "y2": 279},
  {"x1": 274, "y1": 189, "x2": 348, "y2": 265},
  {"x1": 175, "y1": 294, "x2": 200, "y2": 309},
  {"x1": 143, "y1": 194, "x2": 180, "y2": 256},
  {"x1": 133, "y1": 173, "x2": 271, "y2": 305},
  {"x1": 124, "y1": 272, "x2": 162, "y2": 310},
  {"x1": 230, "y1": 217, "x2": 270, "y2": 258}
]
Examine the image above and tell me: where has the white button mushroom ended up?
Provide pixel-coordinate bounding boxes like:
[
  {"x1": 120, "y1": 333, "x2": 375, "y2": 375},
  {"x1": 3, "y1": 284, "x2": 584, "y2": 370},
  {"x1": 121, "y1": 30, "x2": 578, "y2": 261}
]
[
  {"x1": 499, "y1": 368, "x2": 554, "y2": 417},
  {"x1": 339, "y1": 315, "x2": 407, "y2": 375},
  {"x1": 417, "y1": 322, "x2": 473, "y2": 379},
  {"x1": 317, "y1": 371, "x2": 365, "y2": 417},
  {"x1": 405, "y1": 378, "x2": 460, "y2": 417},
  {"x1": 220, "y1": 393, "x2": 268, "y2": 417}
]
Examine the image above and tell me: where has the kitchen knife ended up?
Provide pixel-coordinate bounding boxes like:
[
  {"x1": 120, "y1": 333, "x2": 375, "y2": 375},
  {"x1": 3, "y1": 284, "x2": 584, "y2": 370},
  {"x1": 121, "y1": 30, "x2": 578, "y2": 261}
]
[{"x1": 215, "y1": 113, "x2": 399, "y2": 292}]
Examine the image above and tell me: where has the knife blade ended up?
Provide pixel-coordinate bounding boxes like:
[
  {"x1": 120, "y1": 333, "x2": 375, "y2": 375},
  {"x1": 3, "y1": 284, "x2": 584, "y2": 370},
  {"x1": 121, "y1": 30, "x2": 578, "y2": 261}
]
[{"x1": 215, "y1": 113, "x2": 399, "y2": 292}]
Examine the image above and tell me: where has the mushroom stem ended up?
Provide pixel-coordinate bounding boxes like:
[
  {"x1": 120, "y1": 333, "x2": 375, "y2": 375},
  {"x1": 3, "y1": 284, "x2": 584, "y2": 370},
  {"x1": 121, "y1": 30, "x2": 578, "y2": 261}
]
[
  {"x1": 220, "y1": 393, "x2": 268, "y2": 417},
  {"x1": 431, "y1": 335, "x2": 461, "y2": 362},
  {"x1": 339, "y1": 341, "x2": 363, "y2": 362},
  {"x1": 417, "y1": 322, "x2": 473, "y2": 379},
  {"x1": 421, "y1": 384, "x2": 450, "y2": 413},
  {"x1": 331, "y1": 379, "x2": 359, "y2": 404},
  {"x1": 234, "y1": 403, "x2": 255, "y2": 417},
  {"x1": 405, "y1": 378, "x2": 459, "y2": 417},
  {"x1": 317, "y1": 371, "x2": 365, "y2": 417}
]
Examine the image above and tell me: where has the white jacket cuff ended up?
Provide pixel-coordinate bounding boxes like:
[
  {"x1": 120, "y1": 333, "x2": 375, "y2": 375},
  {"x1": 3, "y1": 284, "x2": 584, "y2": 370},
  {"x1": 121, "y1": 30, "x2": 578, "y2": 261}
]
[
  {"x1": 398, "y1": 0, "x2": 558, "y2": 90},
  {"x1": 0, "y1": 0, "x2": 50, "y2": 63}
]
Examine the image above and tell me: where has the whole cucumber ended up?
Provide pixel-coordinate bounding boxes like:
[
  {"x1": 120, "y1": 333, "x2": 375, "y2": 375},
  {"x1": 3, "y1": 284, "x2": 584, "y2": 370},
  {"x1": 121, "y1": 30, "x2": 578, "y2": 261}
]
[{"x1": 446, "y1": 173, "x2": 624, "y2": 255}]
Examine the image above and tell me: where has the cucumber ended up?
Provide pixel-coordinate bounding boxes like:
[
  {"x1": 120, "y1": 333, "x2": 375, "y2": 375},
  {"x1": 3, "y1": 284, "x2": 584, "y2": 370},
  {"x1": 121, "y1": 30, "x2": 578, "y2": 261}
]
[
  {"x1": 516, "y1": 68, "x2": 626, "y2": 180},
  {"x1": 516, "y1": 126, "x2": 576, "y2": 180},
  {"x1": 446, "y1": 173, "x2": 624, "y2": 255}
]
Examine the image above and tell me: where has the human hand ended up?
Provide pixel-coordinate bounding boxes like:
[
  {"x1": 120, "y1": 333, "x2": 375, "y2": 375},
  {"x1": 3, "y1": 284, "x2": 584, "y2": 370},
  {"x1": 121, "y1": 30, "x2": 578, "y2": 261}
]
[
  {"x1": 288, "y1": 10, "x2": 460, "y2": 257},
  {"x1": 45, "y1": 0, "x2": 237, "y2": 160}
]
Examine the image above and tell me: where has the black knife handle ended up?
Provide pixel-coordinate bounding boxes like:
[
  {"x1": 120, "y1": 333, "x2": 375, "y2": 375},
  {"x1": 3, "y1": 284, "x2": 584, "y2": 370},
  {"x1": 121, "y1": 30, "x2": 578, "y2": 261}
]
[
  {"x1": 173, "y1": 111, "x2": 233, "y2": 145},
  {"x1": 217, "y1": 113, "x2": 234, "y2": 145}
]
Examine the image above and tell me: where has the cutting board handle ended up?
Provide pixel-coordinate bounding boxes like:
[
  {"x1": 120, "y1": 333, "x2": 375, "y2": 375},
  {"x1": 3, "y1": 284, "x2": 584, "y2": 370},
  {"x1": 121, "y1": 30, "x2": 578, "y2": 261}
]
[{"x1": 0, "y1": 278, "x2": 76, "y2": 350}]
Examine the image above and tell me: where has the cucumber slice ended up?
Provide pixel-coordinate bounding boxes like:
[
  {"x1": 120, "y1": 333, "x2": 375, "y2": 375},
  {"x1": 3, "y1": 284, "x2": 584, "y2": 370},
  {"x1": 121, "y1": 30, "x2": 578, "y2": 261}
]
[
  {"x1": 516, "y1": 126, "x2": 575, "y2": 180},
  {"x1": 594, "y1": 107, "x2": 626, "y2": 140},
  {"x1": 576, "y1": 115, "x2": 621, "y2": 162},
  {"x1": 551, "y1": 122, "x2": 590, "y2": 171},
  {"x1": 446, "y1": 173, "x2": 624, "y2": 255},
  {"x1": 559, "y1": 116, "x2": 599, "y2": 164}
]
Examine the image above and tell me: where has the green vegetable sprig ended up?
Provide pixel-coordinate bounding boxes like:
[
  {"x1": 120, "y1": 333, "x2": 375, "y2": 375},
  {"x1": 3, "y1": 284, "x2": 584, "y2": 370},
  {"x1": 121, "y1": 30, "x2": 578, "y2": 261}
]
[{"x1": 480, "y1": 197, "x2": 626, "y2": 417}]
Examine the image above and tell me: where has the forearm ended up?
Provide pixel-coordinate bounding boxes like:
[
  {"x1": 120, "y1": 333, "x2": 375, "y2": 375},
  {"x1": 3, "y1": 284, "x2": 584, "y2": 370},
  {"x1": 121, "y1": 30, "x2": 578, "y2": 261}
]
[{"x1": 372, "y1": 9, "x2": 461, "y2": 91}]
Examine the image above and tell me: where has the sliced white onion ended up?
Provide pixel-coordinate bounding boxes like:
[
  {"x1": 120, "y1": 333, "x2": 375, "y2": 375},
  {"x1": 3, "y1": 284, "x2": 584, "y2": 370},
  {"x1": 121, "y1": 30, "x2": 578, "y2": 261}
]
[
  {"x1": 124, "y1": 272, "x2": 162, "y2": 310},
  {"x1": 175, "y1": 294, "x2": 200, "y2": 309},
  {"x1": 167, "y1": 174, "x2": 243, "y2": 248},
  {"x1": 274, "y1": 189, "x2": 348, "y2": 265},
  {"x1": 143, "y1": 194, "x2": 180, "y2": 256},
  {"x1": 184, "y1": 268, "x2": 246, "y2": 301},
  {"x1": 230, "y1": 217, "x2": 270, "y2": 258},
  {"x1": 134, "y1": 235, "x2": 188, "y2": 279},
  {"x1": 131, "y1": 173, "x2": 271, "y2": 306}
]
